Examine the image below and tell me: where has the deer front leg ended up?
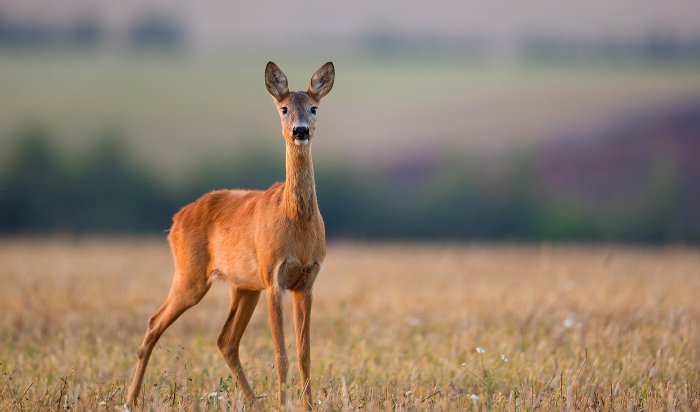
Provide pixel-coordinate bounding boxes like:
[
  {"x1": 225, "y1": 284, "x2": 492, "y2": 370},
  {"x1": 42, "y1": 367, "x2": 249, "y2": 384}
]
[
  {"x1": 293, "y1": 290, "x2": 313, "y2": 410},
  {"x1": 266, "y1": 287, "x2": 288, "y2": 407}
]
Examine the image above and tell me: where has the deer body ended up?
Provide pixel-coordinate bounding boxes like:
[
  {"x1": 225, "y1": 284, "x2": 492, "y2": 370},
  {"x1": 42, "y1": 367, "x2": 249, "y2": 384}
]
[{"x1": 126, "y1": 62, "x2": 334, "y2": 409}]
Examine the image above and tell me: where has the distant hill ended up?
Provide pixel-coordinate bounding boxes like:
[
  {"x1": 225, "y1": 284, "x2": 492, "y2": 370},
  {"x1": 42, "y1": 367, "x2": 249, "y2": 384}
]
[{"x1": 535, "y1": 98, "x2": 700, "y2": 238}]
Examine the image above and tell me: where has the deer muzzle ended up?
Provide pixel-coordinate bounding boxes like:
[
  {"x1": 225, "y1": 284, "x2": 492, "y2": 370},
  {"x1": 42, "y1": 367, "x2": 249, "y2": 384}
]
[{"x1": 292, "y1": 125, "x2": 309, "y2": 145}]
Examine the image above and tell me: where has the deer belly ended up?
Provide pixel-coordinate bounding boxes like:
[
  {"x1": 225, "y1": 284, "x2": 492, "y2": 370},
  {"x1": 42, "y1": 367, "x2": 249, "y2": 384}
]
[{"x1": 210, "y1": 253, "x2": 264, "y2": 290}]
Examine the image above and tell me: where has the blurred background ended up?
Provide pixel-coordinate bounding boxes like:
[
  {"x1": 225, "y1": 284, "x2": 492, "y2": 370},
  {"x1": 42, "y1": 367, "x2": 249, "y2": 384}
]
[{"x1": 1, "y1": 0, "x2": 699, "y2": 242}]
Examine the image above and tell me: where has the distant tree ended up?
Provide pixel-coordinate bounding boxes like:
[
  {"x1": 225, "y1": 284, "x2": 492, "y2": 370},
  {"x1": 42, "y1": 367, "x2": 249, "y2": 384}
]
[{"x1": 129, "y1": 15, "x2": 183, "y2": 51}]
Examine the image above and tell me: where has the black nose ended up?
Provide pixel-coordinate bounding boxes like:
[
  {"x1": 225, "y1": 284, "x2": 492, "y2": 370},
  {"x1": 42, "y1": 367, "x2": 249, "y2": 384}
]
[{"x1": 293, "y1": 126, "x2": 309, "y2": 139}]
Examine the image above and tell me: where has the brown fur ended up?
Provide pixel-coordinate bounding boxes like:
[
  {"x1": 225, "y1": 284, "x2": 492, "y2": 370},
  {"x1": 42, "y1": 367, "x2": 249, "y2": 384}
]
[{"x1": 126, "y1": 62, "x2": 334, "y2": 409}]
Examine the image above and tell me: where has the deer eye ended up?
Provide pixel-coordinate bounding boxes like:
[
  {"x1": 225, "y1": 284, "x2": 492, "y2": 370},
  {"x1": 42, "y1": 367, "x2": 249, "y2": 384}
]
[
  {"x1": 281, "y1": 107, "x2": 288, "y2": 115},
  {"x1": 310, "y1": 107, "x2": 317, "y2": 115}
]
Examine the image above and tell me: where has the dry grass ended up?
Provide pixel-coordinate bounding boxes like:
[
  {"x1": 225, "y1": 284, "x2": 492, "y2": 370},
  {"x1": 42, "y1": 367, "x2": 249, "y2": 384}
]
[{"x1": 0, "y1": 238, "x2": 698, "y2": 410}]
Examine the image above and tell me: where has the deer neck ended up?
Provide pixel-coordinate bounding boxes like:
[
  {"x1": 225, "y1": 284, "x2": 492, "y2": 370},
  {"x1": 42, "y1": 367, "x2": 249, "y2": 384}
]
[{"x1": 282, "y1": 143, "x2": 318, "y2": 222}]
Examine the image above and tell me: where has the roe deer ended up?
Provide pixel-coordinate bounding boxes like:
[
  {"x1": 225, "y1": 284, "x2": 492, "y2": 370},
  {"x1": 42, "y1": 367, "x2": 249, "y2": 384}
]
[{"x1": 126, "y1": 61, "x2": 334, "y2": 409}]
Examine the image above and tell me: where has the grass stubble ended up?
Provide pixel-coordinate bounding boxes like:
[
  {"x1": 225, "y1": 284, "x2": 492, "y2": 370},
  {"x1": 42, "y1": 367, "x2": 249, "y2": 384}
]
[{"x1": 0, "y1": 238, "x2": 698, "y2": 410}]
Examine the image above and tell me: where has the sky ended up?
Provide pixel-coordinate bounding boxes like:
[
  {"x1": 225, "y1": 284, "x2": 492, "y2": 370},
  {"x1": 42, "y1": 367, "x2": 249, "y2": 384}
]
[{"x1": 2, "y1": 0, "x2": 700, "y2": 54}]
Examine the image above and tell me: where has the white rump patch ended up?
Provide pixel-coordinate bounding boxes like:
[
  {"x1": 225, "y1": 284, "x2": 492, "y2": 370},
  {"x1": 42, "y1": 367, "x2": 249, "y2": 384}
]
[{"x1": 209, "y1": 269, "x2": 225, "y2": 282}]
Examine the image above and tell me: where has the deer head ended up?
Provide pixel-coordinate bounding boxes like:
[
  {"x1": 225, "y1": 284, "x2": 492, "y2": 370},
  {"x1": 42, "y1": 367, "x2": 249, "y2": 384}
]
[{"x1": 265, "y1": 61, "x2": 335, "y2": 146}]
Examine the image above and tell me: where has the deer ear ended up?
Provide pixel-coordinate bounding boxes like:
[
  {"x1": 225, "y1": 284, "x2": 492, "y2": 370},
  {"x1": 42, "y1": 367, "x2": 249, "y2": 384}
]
[
  {"x1": 265, "y1": 61, "x2": 289, "y2": 101},
  {"x1": 308, "y1": 62, "x2": 334, "y2": 100}
]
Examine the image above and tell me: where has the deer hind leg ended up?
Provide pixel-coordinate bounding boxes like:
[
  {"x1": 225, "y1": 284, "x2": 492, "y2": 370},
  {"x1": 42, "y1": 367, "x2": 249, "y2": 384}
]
[
  {"x1": 126, "y1": 272, "x2": 210, "y2": 405},
  {"x1": 217, "y1": 287, "x2": 261, "y2": 402}
]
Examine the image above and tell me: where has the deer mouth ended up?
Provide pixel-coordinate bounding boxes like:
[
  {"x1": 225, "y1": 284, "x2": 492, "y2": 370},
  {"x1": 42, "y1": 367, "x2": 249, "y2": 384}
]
[{"x1": 293, "y1": 137, "x2": 309, "y2": 146}]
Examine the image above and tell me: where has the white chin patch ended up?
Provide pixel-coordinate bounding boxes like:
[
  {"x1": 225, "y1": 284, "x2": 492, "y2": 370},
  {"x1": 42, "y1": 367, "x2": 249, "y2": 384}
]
[{"x1": 294, "y1": 139, "x2": 309, "y2": 146}]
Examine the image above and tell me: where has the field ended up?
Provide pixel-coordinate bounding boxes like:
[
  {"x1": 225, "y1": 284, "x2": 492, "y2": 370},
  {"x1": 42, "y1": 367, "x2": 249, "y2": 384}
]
[
  {"x1": 0, "y1": 239, "x2": 698, "y2": 410},
  {"x1": 2, "y1": 53, "x2": 700, "y2": 178}
]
